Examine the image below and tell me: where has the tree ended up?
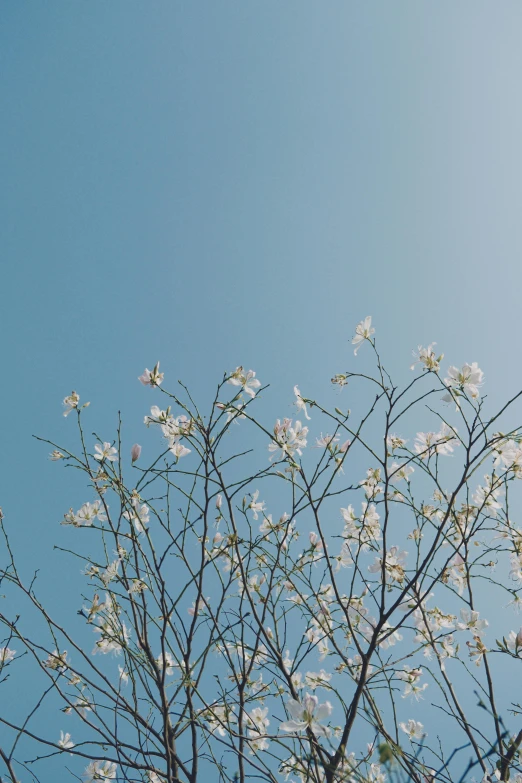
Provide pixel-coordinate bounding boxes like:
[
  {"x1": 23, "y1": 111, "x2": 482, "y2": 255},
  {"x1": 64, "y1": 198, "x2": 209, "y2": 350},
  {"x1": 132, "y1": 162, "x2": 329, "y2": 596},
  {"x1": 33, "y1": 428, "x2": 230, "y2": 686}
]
[{"x1": 1, "y1": 319, "x2": 522, "y2": 783}]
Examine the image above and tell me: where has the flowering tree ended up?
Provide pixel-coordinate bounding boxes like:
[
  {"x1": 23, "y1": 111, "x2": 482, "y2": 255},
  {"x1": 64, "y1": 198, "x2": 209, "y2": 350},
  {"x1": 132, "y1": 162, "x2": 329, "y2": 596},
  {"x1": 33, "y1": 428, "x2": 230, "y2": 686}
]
[{"x1": 2, "y1": 321, "x2": 522, "y2": 783}]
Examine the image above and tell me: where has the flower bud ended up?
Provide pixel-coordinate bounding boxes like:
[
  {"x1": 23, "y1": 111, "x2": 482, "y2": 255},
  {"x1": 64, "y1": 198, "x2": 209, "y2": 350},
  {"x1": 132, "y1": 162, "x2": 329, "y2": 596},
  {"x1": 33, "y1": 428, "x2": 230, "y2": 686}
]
[{"x1": 131, "y1": 444, "x2": 141, "y2": 463}]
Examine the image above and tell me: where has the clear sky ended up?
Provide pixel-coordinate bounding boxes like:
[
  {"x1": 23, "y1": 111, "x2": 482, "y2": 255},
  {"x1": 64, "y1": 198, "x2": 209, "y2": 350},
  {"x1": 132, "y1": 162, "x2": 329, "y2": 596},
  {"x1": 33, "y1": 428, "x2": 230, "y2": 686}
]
[{"x1": 2, "y1": 2, "x2": 522, "y2": 779}]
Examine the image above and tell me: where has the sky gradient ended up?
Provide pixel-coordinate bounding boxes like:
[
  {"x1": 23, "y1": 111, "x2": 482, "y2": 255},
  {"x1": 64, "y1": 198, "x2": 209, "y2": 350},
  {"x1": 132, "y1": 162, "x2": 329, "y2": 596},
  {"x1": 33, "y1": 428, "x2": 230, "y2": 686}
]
[{"x1": 2, "y1": 2, "x2": 522, "y2": 779}]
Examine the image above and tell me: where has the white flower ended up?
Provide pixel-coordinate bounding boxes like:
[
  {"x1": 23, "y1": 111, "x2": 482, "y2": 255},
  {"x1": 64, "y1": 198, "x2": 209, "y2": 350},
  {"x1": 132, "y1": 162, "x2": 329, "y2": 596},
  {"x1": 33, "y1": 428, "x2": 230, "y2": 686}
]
[
  {"x1": 368, "y1": 546, "x2": 408, "y2": 584},
  {"x1": 473, "y1": 475, "x2": 502, "y2": 516},
  {"x1": 128, "y1": 579, "x2": 148, "y2": 595},
  {"x1": 63, "y1": 391, "x2": 80, "y2": 417},
  {"x1": 377, "y1": 622, "x2": 403, "y2": 649},
  {"x1": 505, "y1": 627, "x2": 522, "y2": 655},
  {"x1": 49, "y1": 450, "x2": 65, "y2": 461},
  {"x1": 73, "y1": 695, "x2": 92, "y2": 718},
  {"x1": 58, "y1": 731, "x2": 74, "y2": 750},
  {"x1": 118, "y1": 665, "x2": 129, "y2": 685},
  {"x1": 368, "y1": 763, "x2": 386, "y2": 783},
  {"x1": 352, "y1": 316, "x2": 375, "y2": 355},
  {"x1": 93, "y1": 442, "x2": 118, "y2": 462},
  {"x1": 201, "y1": 704, "x2": 236, "y2": 736},
  {"x1": 268, "y1": 418, "x2": 308, "y2": 461},
  {"x1": 123, "y1": 503, "x2": 150, "y2": 535},
  {"x1": 466, "y1": 635, "x2": 487, "y2": 667},
  {"x1": 294, "y1": 386, "x2": 311, "y2": 420},
  {"x1": 410, "y1": 343, "x2": 442, "y2": 372},
  {"x1": 390, "y1": 462, "x2": 414, "y2": 483},
  {"x1": 437, "y1": 634, "x2": 457, "y2": 669},
  {"x1": 507, "y1": 594, "x2": 522, "y2": 612},
  {"x1": 359, "y1": 467, "x2": 383, "y2": 499},
  {"x1": 169, "y1": 440, "x2": 191, "y2": 459},
  {"x1": 43, "y1": 649, "x2": 68, "y2": 672},
  {"x1": 341, "y1": 502, "x2": 381, "y2": 551},
  {"x1": 456, "y1": 609, "x2": 488, "y2": 636},
  {"x1": 399, "y1": 719, "x2": 425, "y2": 740},
  {"x1": 100, "y1": 559, "x2": 120, "y2": 587},
  {"x1": 334, "y1": 541, "x2": 353, "y2": 571},
  {"x1": 246, "y1": 706, "x2": 270, "y2": 753},
  {"x1": 139, "y1": 362, "x2": 164, "y2": 387},
  {"x1": 144, "y1": 405, "x2": 173, "y2": 426},
  {"x1": 279, "y1": 693, "x2": 332, "y2": 736},
  {"x1": 316, "y1": 433, "x2": 339, "y2": 449},
  {"x1": 249, "y1": 490, "x2": 266, "y2": 520},
  {"x1": 227, "y1": 366, "x2": 261, "y2": 399},
  {"x1": 281, "y1": 649, "x2": 293, "y2": 673},
  {"x1": 446, "y1": 553, "x2": 466, "y2": 595},
  {"x1": 215, "y1": 401, "x2": 246, "y2": 422},
  {"x1": 414, "y1": 424, "x2": 459, "y2": 460},
  {"x1": 156, "y1": 651, "x2": 176, "y2": 676},
  {"x1": 397, "y1": 666, "x2": 428, "y2": 700},
  {"x1": 83, "y1": 760, "x2": 117, "y2": 782},
  {"x1": 0, "y1": 647, "x2": 15, "y2": 664},
  {"x1": 92, "y1": 597, "x2": 130, "y2": 656},
  {"x1": 331, "y1": 373, "x2": 349, "y2": 388},
  {"x1": 188, "y1": 598, "x2": 208, "y2": 616},
  {"x1": 304, "y1": 670, "x2": 332, "y2": 690},
  {"x1": 387, "y1": 434, "x2": 407, "y2": 452},
  {"x1": 443, "y1": 362, "x2": 484, "y2": 404},
  {"x1": 75, "y1": 500, "x2": 107, "y2": 527}
]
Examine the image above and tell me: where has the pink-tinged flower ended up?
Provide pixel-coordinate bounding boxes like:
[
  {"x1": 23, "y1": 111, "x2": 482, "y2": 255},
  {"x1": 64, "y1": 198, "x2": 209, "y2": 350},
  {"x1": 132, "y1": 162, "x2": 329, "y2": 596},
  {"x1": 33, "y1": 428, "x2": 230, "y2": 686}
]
[
  {"x1": 131, "y1": 444, "x2": 141, "y2": 463},
  {"x1": 268, "y1": 418, "x2": 308, "y2": 461},
  {"x1": 94, "y1": 442, "x2": 118, "y2": 462},
  {"x1": 279, "y1": 693, "x2": 332, "y2": 736},
  {"x1": 227, "y1": 366, "x2": 261, "y2": 399},
  {"x1": 188, "y1": 598, "x2": 208, "y2": 616},
  {"x1": 352, "y1": 316, "x2": 375, "y2": 355},
  {"x1": 138, "y1": 362, "x2": 164, "y2": 387}
]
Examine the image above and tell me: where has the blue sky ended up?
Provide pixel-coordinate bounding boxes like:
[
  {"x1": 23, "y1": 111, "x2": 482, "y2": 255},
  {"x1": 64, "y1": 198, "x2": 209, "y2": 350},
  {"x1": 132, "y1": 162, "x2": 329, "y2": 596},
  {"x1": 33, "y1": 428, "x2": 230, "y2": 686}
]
[{"x1": 2, "y1": 2, "x2": 522, "y2": 780}]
